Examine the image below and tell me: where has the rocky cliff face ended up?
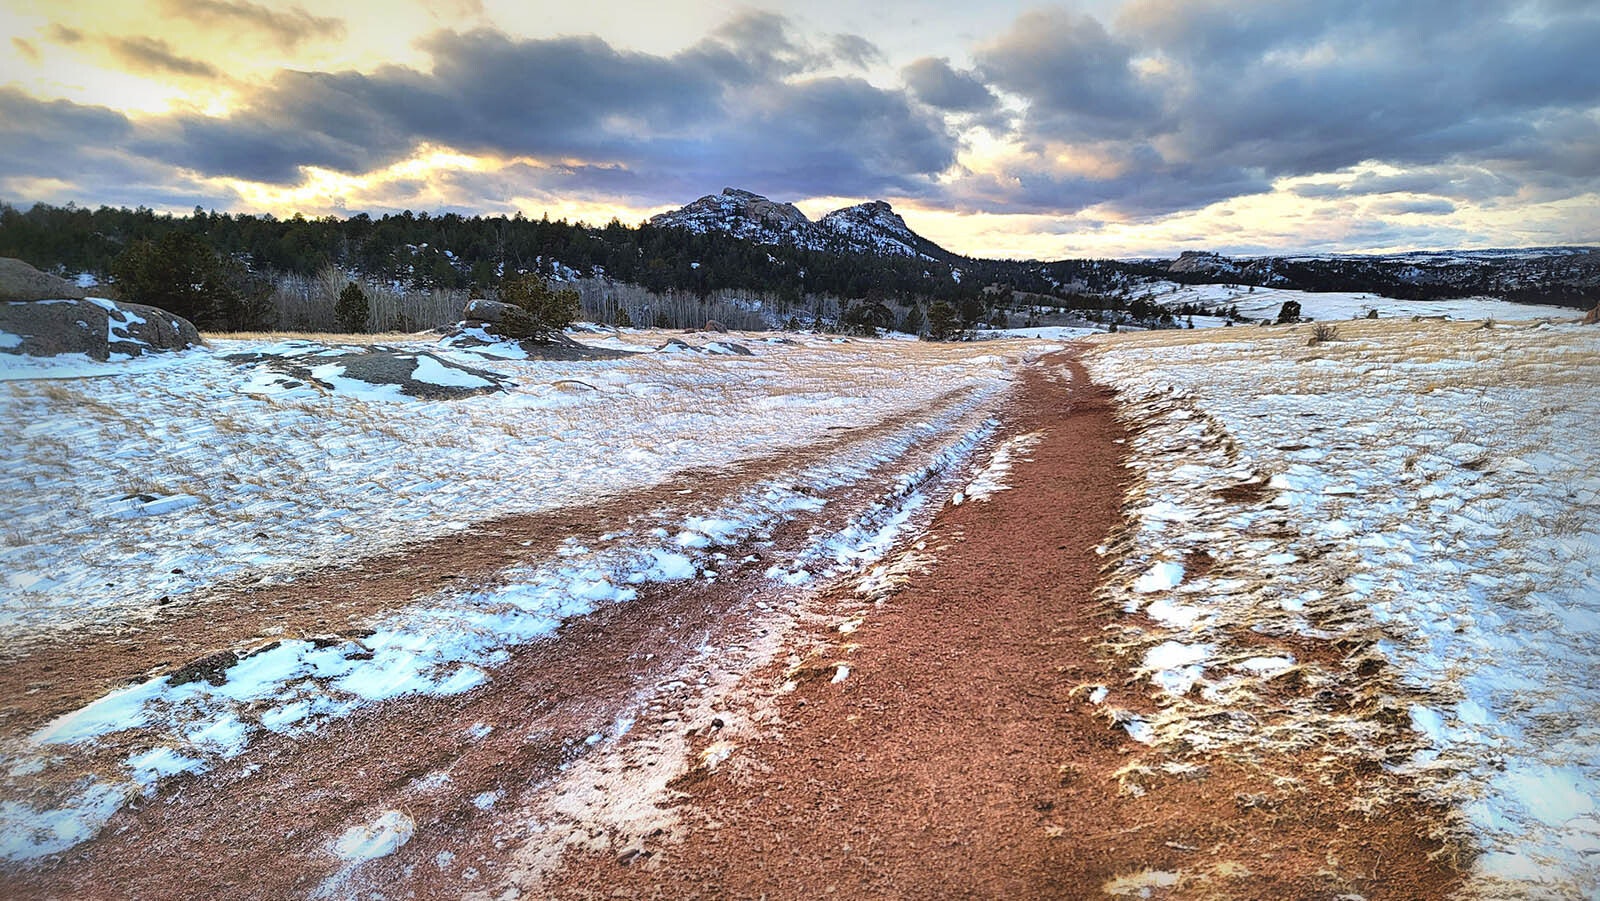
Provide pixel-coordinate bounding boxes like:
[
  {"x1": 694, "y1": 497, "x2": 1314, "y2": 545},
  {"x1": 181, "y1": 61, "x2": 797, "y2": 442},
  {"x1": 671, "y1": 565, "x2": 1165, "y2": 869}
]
[
  {"x1": 818, "y1": 201, "x2": 939, "y2": 260},
  {"x1": 649, "y1": 188, "x2": 826, "y2": 249}
]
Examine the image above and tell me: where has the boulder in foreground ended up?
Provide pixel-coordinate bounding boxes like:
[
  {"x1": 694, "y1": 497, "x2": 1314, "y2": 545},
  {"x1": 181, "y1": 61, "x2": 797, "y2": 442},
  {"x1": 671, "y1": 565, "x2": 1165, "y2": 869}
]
[{"x1": 1, "y1": 296, "x2": 203, "y2": 361}]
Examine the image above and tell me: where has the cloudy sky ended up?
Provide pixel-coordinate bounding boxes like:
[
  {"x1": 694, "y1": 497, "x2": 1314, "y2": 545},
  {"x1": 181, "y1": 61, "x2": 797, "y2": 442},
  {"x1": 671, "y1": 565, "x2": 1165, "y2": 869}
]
[{"x1": 2, "y1": 0, "x2": 1597, "y2": 258}]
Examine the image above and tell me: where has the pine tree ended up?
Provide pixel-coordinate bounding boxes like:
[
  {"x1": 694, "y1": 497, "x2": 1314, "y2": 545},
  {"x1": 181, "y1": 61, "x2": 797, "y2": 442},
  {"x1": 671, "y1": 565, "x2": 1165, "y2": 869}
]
[
  {"x1": 335, "y1": 281, "x2": 369, "y2": 333},
  {"x1": 899, "y1": 304, "x2": 924, "y2": 335},
  {"x1": 498, "y1": 273, "x2": 580, "y2": 342},
  {"x1": 925, "y1": 301, "x2": 957, "y2": 341}
]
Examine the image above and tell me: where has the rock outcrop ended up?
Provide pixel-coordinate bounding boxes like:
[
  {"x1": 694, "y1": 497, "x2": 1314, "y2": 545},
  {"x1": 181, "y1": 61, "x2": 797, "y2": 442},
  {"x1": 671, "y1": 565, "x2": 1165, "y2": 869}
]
[
  {"x1": 0, "y1": 296, "x2": 202, "y2": 361},
  {"x1": 649, "y1": 188, "x2": 955, "y2": 261},
  {"x1": 0, "y1": 257, "x2": 87, "y2": 302}
]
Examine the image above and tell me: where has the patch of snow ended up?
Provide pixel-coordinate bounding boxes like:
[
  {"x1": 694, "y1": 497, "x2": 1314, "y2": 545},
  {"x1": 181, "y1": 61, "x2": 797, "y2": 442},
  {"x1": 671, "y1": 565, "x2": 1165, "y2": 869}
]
[
  {"x1": 1133, "y1": 561, "x2": 1185, "y2": 593},
  {"x1": 1087, "y1": 319, "x2": 1600, "y2": 895},
  {"x1": 411, "y1": 354, "x2": 494, "y2": 389}
]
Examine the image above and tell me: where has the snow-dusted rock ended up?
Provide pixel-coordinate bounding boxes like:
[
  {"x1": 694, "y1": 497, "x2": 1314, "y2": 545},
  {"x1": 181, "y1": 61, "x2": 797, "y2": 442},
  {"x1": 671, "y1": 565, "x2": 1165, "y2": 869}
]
[
  {"x1": 0, "y1": 257, "x2": 86, "y2": 302},
  {"x1": 818, "y1": 201, "x2": 940, "y2": 260},
  {"x1": 650, "y1": 188, "x2": 823, "y2": 248},
  {"x1": 226, "y1": 343, "x2": 511, "y2": 400},
  {"x1": 462, "y1": 298, "x2": 516, "y2": 324},
  {"x1": 0, "y1": 296, "x2": 202, "y2": 361}
]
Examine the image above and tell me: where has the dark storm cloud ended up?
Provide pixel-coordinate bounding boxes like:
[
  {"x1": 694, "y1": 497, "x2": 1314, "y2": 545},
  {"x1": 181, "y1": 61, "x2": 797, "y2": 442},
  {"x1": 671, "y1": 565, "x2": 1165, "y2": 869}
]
[
  {"x1": 0, "y1": 88, "x2": 132, "y2": 169},
  {"x1": 950, "y1": 152, "x2": 1270, "y2": 218},
  {"x1": 953, "y1": 0, "x2": 1600, "y2": 218},
  {"x1": 974, "y1": 10, "x2": 1160, "y2": 143},
  {"x1": 106, "y1": 36, "x2": 221, "y2": 79},
  {"x1": 63, "y1": 18, "x2": 954, "y2": 206},
  {"x1": 162, "y1": 0, "x2": 345, "y2": 50},
  {"x1": 11, "y1": 2, "x2": 1595, "y2": 231},
  {"x1": 902, "y1": 57, "x2": 996, "y2": 113},
  {"x1": 0, "y1": 90, "x2": 242, "y2": 212}
]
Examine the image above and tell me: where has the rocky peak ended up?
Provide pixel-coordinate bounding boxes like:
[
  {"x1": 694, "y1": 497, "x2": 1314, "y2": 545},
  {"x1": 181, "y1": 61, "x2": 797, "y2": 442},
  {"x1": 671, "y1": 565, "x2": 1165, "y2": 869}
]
[
  {"x1": 649, "y1": 188, "x2": 819, "y2": 244},
  {"x1": 649, "y1": 189, "x2": 954, "y2": 261}
]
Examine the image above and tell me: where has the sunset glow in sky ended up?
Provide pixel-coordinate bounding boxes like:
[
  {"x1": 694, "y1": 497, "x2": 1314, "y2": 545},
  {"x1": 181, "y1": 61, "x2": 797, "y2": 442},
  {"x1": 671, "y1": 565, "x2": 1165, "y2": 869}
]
[{"x1": 2, "y1": 0, "x2": 1597, "y2": 258}]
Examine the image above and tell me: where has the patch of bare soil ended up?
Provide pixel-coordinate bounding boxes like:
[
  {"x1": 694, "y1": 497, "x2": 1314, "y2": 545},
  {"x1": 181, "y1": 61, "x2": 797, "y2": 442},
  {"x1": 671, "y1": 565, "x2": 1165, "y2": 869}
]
[{"x1": 540, "y1": 355, "x2": 1464, "y2": 900}]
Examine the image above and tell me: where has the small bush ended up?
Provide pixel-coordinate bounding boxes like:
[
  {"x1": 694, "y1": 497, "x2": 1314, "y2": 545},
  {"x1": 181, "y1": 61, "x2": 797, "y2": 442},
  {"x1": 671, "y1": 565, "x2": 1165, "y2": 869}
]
[
  {"x1": 1276, "y1": 300, "x2": 1303, "y2": 323},
  {"x1": 1309, "y1": 323, "x2": 1340, "y2": 344}
]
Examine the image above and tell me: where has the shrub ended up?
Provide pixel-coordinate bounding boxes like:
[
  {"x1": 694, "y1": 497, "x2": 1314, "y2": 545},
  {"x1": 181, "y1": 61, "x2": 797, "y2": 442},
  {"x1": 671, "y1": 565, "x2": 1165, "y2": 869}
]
[
  {"x1": 335, "y1": 281, "x2": 369, "y2": 333},
  {"x1": 655, "y1": 310, "x2": 671, "y2": 329},
  {"x1": 615, "y1": 306, "x2": 633, "y2": 328},
  {"x1": 497, "y1": 272, "x2": 579, "y2": 342},
  {"x1": 1309, "y1": 322, "x2": 1340, "y2": 344},
  {"x1": 1276, "y1": 300, "x2": 1303, "y2": 323}
]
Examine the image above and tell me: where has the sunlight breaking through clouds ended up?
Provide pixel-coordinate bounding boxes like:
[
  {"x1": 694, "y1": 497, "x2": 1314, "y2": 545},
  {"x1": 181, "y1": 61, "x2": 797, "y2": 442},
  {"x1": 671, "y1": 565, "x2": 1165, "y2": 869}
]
[{"x1": 0, "y1": 0, "x2": 1596, "y2": 256}]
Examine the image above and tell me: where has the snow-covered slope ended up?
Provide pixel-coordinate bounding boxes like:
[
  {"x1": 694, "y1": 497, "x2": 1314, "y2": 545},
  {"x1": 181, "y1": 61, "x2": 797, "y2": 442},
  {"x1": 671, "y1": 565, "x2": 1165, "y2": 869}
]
[
  {"x1": 817, "y1": 201, "x2": 943, "y2": 261},
  {"x1": 649, "y1": 188, "x2": 825, "y2": 249},
  {"x1": 1145, "y1": 283, "x2": 1582, "y2": 324}
]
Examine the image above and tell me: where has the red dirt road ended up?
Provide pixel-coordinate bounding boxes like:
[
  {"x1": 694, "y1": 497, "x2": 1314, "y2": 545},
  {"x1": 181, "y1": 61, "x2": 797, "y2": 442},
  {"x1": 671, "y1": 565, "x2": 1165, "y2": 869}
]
[{"x1": 543, "y1": 356, "x2": 1462, "y2": 900}]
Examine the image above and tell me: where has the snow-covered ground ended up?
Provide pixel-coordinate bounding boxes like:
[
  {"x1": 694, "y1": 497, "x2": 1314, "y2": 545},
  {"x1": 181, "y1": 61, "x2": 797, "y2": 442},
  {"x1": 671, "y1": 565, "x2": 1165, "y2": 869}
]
[
  {"x1": 1083, "y1": 319, "x2": 1600, "y2": 899},
  {"x1": 0, "y1": 329, "x2": 1015, "y2": 640},
  {"x1": 0, "y1": 326, "x2": 1031, "y2": 863},
  {"x1": 979, "y1": 325, "x2": 1104, "y2": 341},
  {"x1": 1141, "y1": 282, "x2": 1582, "y2": 324}
]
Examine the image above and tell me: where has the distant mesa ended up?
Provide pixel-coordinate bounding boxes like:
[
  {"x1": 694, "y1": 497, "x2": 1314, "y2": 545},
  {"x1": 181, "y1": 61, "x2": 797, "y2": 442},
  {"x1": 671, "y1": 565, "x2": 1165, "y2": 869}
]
[
  {"x1": 649, "y1": 187, "x2": 955, "y2": 262},
  {"x1": 1167, "y1": 251, "x2": 1239, "y2": 275}
]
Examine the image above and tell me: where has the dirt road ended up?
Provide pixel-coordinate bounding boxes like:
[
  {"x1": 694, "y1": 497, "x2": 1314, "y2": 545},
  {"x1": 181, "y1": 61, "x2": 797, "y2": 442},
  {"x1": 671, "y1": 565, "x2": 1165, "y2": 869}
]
[{"x1": 0, "y1": 353, "x2": 1461, "y2": 899}]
